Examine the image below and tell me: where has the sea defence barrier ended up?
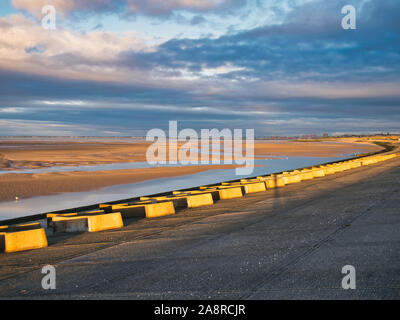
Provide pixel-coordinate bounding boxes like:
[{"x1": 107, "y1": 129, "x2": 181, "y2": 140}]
[
  {"x1": 0, "y1": 222, "x2": 48, "y2": 253},
  {"x1": 0, "y1": 152, "x2": 398, "y2": 253},
  {"x1": 52, "y1": 212, "x2": 123, "y2": 233}
]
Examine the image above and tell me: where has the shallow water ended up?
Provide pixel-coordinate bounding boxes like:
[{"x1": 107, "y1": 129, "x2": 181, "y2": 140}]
[
  {"x1": 0, "y1": 161, "x2": 189, "y2": 174},
  {"x1": 0, "y1": 155, "x2": 348, "y2": 221}
]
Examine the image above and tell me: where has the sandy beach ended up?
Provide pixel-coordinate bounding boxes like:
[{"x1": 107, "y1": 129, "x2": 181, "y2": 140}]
[
  {"x1": 0, "y1": 138, "x2": 379, "y2": 169},
  {"x1": 0, "y1": 138, "x2": 382, "y2": 201},
  {"x1": 0, "y1": 164, "x2": 241, "y2": 201}
]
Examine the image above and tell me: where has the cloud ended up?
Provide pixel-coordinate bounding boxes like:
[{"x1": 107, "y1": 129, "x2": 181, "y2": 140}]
[
  {"x1": 11, "y1": 0, "x2": 244, "y2": 18},
  {"x1": 190, "y1": 15, "x2": 207, "y2": 25},
  {"x1": 1, "y1": 0, "x2": 400, "y2": 136},
  {"x1": 0, "y1": 118, "x2": 95, "y2": 136},
  {"x1": 11, "y1": 0, "x2": 118, "y2": 18},
  {"x1": 0, "y1": 14, "x2": 153, "y2": 83}
]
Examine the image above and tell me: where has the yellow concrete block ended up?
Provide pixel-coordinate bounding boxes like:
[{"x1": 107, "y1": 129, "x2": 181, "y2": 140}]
[
  {"x1": 0, "y1": 228, "x2": 48, "y2": 253},
  {"x1": 321, "y1": 166, "x2": 336, "y2": 175},
  {"x1": 312, "y1": 167, "x2": 325, "y2": 178},
  {"x1": 341, "y1": 163, "x2": 351, "y2": 170},
  {"x1": 277, "y1": 174, "x2": 289, "y2": 185},
  {"x1": 300, "y1": 170, "x2": 314, "y2": 180},
  {"x1": 87, "y1": 212, "x2": 124, "y2": 232},
  {"x1": 187, "y1": 193, "x2": 214, "y2": 208},
  {"x1": 276, "y1": 177, "x2": 286, "y2": 187},
  {"x1": 144, "y1": 202, "x2": 175, "y2": 218},
  {"x1": 218, "y1": 187, "x2": 243, "y2": 200},
  {"x1": 264, "y1": 178, "x2": 276, "y2": 188},
  {"x1": 243, "y1": 182, "x2": 267, "y2": 194},
  {"x1": 281, "y1": 176, "x2": 290, "y2": 185},
  {"x1": 349, "y1": 161, "x2": 362, "y2": 169},
  {"x1": 333, "y1": 164, "x2": 345, "y2": 172},
  {"x1": 264, "y1": 177, "x2": 285, "y2": 188},
  {"x1": 52, "y1": 212, "x2": 123, "y2": 233},
  {"x1": 283, "y1": 173, "x2": 302, "y2": 184},
  {"x1": 361, "y1": 158, "x2": 377, "y2": 165},
  {"x1": 275, "y1": 174, "x2": 288, "y2": 185},
  {"x1": 370, "y1": 157, "x2": 378, "y2": 164}
]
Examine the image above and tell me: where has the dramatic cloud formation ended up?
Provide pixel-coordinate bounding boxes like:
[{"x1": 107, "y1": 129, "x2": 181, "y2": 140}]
[{"x1": 0, "y1": 0, "x2": 399, "y2": 136}]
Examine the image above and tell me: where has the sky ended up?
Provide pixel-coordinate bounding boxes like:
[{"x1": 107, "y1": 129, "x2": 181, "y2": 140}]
[{"x1": 0, "y1": 0, "x2": 399, "y2": 137}]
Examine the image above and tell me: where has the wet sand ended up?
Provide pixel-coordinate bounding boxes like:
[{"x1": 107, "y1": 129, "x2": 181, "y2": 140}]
[
  {"x1": 253, "y1": 139, "x2": 379, "y2": 157},
  {"x1": 0, "y1": 138, "x2": 382, "y2": 201},
  {"x1": 0, "y1": 138, "x2": 379, "y2": 169},
  {"x1": 0, "y1": 165, "x2": 240, "y2": 201}
]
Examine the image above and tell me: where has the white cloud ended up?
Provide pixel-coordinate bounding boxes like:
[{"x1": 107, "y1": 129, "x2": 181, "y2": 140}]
[
  {"x1": 12, "y1": 0, "x2": 234, "y2": 18},
  {"x1": 0, "y1": 119, "x2": 93, "y2": 136},
  {"x1": 0, "y1": 14, "x2": 154, "y2": 83},
  {"x1": 0, "y1": 107, "x2": 28, "y2": 113}
]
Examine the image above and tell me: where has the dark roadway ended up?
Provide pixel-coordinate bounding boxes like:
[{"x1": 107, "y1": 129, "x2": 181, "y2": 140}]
[{"x1": 0, "y1": 156, "x2": 399, "y2": 299}]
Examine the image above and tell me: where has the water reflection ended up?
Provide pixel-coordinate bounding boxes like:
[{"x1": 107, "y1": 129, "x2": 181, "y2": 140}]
[{"x1": 0, "y1": 156, "x2": 346, "y2": 220}]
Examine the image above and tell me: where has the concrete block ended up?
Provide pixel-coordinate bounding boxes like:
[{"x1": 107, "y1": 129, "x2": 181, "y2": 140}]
[
  {"x1": 187, "y1": 193, "x2": 214, "y2": 208},
  {"x1": 321, "y1": 166, "x2": 336, "y2": 175},
  {"x1": 87, "y1": 212, "x2": 124, "y2": 232},
  {"x1": 283, "y1": 173, "x2": 302, "y2": 184},
  {"x1": 144, "y1": 202, "x2": 175, "y2": 218},
  {"x1": 243, "y1": 182, "x2": 267, "y2": 194},
  {"x1": 332, "y1": 164, "x2": 345, "y2": 172},
  {"x1": 0, "y1": 229, "x2": 48, "y2": 253},
  {"x1": 264, "y1": 177, "x2": 285, "y2": 188},
  {"x1": 218, "y1": 187, "x2": 243, "y2": 200},
  {"x1": 300, "y1": 170, "x2": 314, "y2": 180},
  {"x1": 312, "y1": 167, "x2": 325, "y2": 178},
  {"x1": 349, "y1": 161, "x2": 362, "y2": 169},
  {"x1": 52, "y1": 212, "x2": 123, "y2": 233}
]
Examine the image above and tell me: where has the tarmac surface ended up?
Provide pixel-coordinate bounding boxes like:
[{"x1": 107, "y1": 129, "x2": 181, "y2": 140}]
[{"x1": 0, "y1": 156, "x2": 399, "y2": 299}]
